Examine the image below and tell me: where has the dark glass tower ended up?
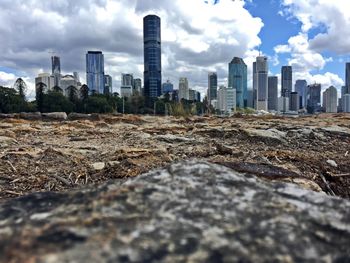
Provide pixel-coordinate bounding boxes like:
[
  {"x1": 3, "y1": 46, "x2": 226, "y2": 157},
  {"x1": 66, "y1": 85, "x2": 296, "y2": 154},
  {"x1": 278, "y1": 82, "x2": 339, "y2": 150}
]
[
  {"x1": 228, "y1": 57, "x2": 248, "y2": 108},
  {"x1": 143, "y1": 15, "x2": 162, "y2": 98},
  {"x1": 281, "y1": 66, "x2": 292, "y2": 98},
  {"x1": 51, "y1": 56, "x2": 61, "y2": 87},
  {"x1": 86, "y1": 51, "x2": 105, "y2": 94}
]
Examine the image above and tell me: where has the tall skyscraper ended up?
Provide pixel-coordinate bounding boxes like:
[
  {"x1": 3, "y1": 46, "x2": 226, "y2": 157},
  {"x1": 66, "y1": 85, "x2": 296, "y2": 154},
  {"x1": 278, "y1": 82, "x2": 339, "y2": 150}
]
[
  {"x1": 51, "y1": 56, "x2": 61, "y2": 87},
  {"x1": 121, "y1": 74, "x2": 134, "y2": 97},
  {"x1": 281, "y1": 66, "x2": 293, "y2": 98},
  {"x1": 217, "y1": 86, "x2": 227, "y2": 113},
  {"x1": 343, "y1": 94, "x2": 350, "y2": 113},
  {"x1": 254, "y1": 56, "x2": 268, "y2": 111},
  {"x1": 86, "y1": 51, "x2": 105, "y2": 94},
  {"x1": 307, "y1": 84, "x2": 321, "y2": 113},
  {"x1": 143, "y1": 15, "x2": 162, "y2": 98},
  {"x1": 208, "y1": 72, "x2": 218, "y2": 102},
  {"x1": 226, "y1": 88, "x2": 237, "y2": 113},
  {"x1": 323, "y1": 86, "x2": 338, "y2": 113},
  {"x1": 133, "y1": 78, "x2": 142, "y2": 94},
  {"x1": 268, "y1": 76, "x2": 278, "y2": 111},
  {"x1": 295, "y1": 80, "x2": 308, "y2": 109},
  {"x1": 228, "y1": 57, "x2": 247, "y2": 108},
  {"x1": 104, "y1": 75, "x2": 113, "y2": 94},
  {"x1": 290, "y1": 92, "x2": 300, "y2": 112},
  {"x1": 346, "y1": 63, "x2": 350, "y2": 88},
  {"x1": 179, "y1": 77, "x2": 189, "y2": 100}
]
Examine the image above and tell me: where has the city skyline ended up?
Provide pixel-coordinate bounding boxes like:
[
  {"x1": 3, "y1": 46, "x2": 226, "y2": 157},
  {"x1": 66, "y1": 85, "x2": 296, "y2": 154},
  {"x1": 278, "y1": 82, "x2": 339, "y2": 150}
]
[{"x1": 0, "y1": 0, "x2": 349, "y2": 99}]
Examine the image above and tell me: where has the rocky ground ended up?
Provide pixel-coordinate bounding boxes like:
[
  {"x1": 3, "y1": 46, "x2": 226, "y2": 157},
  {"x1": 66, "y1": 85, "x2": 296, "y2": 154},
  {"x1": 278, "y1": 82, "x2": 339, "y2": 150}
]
[
  {"x1": 0, "y1": 161, "x2": 349, "y2": 262},
  {"x1": 0, "y1": 113, "x2": 350, "y2": 201}
]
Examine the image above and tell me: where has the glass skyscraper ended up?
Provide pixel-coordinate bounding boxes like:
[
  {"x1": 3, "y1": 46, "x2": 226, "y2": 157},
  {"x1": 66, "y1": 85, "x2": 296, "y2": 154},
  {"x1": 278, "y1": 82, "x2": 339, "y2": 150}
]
[
  {"x1": 253, "y1": 56, "x2": 268, "y2": 111},
  {"x1": 281, "y1": 66, "x2": 293, "y2": 98},
  {"x1": 208, "y1": 72, "x2": 218, "y2": 102},
  {"x1": 268, "y1": 76, "x2": 278, "y2": 111},
  {"x1": 228, "y1": 57, "x2": 247, "y2": 108},
  {"x1": 51, "y1": 56, "x2": 61, "y2": 87},
  {"x1": 86, "y1": 51, "x2": 105, "y2": 94},
  {"x1": 144, "y1": 15, "x2": 162, "y2": 98}
]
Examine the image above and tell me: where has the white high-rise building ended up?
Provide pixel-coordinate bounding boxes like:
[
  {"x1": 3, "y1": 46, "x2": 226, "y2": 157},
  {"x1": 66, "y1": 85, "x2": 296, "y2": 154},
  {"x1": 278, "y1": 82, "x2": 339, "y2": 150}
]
[
  {"x1": 179, "y1": 77, "x2": 189, "y2": 100},
  {"x1": 227, "y1": 87, "x2": 237, "y2": 113},
  {"x1": 323, "y1": 86, "x2": 338, "y2": 113},
  {"x1": 121, "y1": 73, "x2": 134, "y2": 98},
  {"x1": 253, "y1": 56, "x2": 268, "y2": 111},
  {"x1": 278, "y1": 97, "x2": 290, "y2": 113},
  {"x1": 35, "y1": 73, "x2": 55, "y2": 92},
  {"x1": 217, "y1": 86, "x2": 227, "y2": 113}
]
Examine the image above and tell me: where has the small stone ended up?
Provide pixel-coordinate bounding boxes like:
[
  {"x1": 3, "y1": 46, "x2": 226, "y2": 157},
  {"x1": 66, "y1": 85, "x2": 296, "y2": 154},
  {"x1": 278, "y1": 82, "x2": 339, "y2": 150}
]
[
  {"x1": 92, "y1": 162, "x2": 106, "y2": 171},
  {"x1": 326, "y1": 160, "x2": 338, "y2": 168}
]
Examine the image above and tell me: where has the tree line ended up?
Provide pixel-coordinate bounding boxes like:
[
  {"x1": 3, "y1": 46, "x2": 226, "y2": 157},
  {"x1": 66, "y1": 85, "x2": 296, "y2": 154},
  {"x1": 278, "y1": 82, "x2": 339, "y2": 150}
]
[{"x1": 0, "y1": 78, "x2": 209, "y2": 116}]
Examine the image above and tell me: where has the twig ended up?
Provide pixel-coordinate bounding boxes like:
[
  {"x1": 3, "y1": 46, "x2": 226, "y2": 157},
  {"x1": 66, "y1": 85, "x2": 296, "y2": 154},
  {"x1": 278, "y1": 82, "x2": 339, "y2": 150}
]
[
  {"x1": 51, "y1": 174, "x2": 72, "y2": 186},
  {"x1": 5, "y1": 190, "x2": 22, "y2": 196},
  {"x1": 6, "y1": 160, "x2": 17, "y2": 173},
  {"x1": 0, "y1": 175, "x2": 13, "y2": 181},
  {"x1": 332, "y1": 173, "x2": 350, "y2": 178},
  {"x1": 320, "y1": 174, "x2": 336, "y2": 196}
]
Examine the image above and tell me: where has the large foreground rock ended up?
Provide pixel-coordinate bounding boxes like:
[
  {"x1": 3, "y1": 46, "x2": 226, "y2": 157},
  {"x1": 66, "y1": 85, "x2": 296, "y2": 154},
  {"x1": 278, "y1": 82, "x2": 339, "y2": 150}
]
[{"x1": 0, "y1": 161, "x2": 349, "y2": 262}]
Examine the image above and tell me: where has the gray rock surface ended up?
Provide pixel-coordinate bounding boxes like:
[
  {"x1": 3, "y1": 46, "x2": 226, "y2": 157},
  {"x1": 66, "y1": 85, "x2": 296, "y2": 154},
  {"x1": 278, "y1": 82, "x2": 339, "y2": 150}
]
[
  {"x1": 0, "y1": 161, "x2": 349, "y2": 262},
  {"x1": 42, "y1": 112, "x2": 68, "y2": 121}
]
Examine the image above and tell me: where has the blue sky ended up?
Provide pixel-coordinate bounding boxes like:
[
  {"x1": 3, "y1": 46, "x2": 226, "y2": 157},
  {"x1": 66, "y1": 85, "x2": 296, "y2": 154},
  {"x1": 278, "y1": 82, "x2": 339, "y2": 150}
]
[{"x1": 0, "y1": 0, "x2": 349, "y2": 98}]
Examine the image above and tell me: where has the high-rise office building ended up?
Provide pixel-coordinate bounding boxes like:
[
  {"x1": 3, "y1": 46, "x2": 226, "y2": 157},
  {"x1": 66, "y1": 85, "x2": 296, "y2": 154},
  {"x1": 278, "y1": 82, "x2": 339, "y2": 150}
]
[
  {"x1": 290, "y1": 92, "x2": 300, "y2": 112},
  {"x1": 208, "y1": 72, "x2": 218, "y2": 103},
  {"x1": 268, "y1": 76, "x2": 278, "y2": 111},
  {"x1": 35, "y1": 73, "x2": 55, "y2": 92},
  {"x1": 189, "y1": 89, "x2": 196, "y2": 101},
  {"x1": 217, "y1": 86, "x2": 227, "y2": 113},
  {"x1": 133, "y1": 78, "x2": 142, "y2": 94},
  {"x1": 278, "y1": 97, "x2": 290, "y2": 113},
  {"x1": 295, "y1": 80, "x2": 308, "y2": 109},
  {"x1": 307, "y1": 84, "x2": 321, "y2": 113},
  {"x1": 51, "y1": 56, "x2": 61, "y2": 87},
  {"x1": 343, "y1": 94, "x2": 350, "y2": 113},
  {"x1": 179, "y1": 77, "x2": 189, "y2": 100},
  {"x1": 254, "y1": 56, "x2": 268, "y2": 111},
  {"x1": 196, "y1": 91, "x2": 201, "y2": 102},
  {"x1": 86, "y1": 51, "x2": 104, "y2": 94},
  {"x1": 226, "y1": 88, "x2": 237, "y2": 113},
  {"x1": 247, "y1": 89, "x2": 254, "y2": 108},
  {"x1": 228, "y1": 57, "x2": 247, "y2": 108},
  {"x1": 104, "y1": 75, "x2": 113, "y2": 95},
  {"x1": 121, "y1": 73, "x2": 134, "y2": 97},
  {"x1": 323, "y1": 86, "x2": 338, "y2": 113},
  {"x1": 144, "y1": 15, "x2": 162, "y2": 98},
  {"x1": 346, "y1": 63, "x2": 350, "y2": 88},
  {"x1": 281, "y1": 66, "x2": 292, "y2": 98},
  {"x1": 162, "y1": 80, "x2": 174, "y2": 94}
]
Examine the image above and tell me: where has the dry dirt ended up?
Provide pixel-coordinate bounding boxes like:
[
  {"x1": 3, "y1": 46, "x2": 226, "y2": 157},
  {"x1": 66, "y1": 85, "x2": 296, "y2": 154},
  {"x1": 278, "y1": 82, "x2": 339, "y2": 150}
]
[{"x1": 0, "y1": 113, "x2": 349, "y2": 201}]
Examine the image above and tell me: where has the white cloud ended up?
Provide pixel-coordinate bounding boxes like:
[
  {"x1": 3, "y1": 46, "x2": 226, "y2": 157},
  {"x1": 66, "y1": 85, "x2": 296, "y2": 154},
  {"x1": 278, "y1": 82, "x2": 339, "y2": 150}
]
[{"x1": 282, "y1": 0, "x2": 350, "y2": 54}]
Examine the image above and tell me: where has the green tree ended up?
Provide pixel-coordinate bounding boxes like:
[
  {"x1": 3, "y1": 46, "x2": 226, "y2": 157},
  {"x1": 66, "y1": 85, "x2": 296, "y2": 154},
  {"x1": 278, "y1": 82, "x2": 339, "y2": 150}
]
[
  {"x1": 36, "y1": 82, "x2": 46, "y2": 112},
  {"x1": 13, "y1": 78, "x2": 27, "y2": 100},
  {"x1": 67, "y1": 86, "x2": 78, "y2": 104},
  {"x1": 80, "y1": 84, "x2": 89, "y2": 101},
  {"x1": 0, "y1": 86, "x2": 29, "y2": 113},
  {"x1": 43, "y1": 91, "x2": 74, "y2": 113},
  {"x1": 52, "y1": 86, "x2": 63, "y2": 93}
]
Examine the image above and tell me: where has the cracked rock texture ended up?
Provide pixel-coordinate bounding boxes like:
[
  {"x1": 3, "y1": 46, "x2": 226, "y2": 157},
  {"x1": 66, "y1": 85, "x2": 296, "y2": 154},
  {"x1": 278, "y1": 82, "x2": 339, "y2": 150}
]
[{"x1": 0, "y1": 161, "x2": 349, "y2": 263}]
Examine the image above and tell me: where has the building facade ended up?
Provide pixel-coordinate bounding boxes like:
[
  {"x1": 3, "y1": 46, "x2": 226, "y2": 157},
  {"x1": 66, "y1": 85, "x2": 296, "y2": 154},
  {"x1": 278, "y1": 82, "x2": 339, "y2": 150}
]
[
  {"x1": 178, "y1": 77, "x2": 189, "y2": 100},
  {"x1": 35, "y1": 73, "x2": 55, "y2": 92},
  {"x1": 104, "y1": 75, "x2": 113, "y2": 95},
  {"x1": 281, "y1": 66, "x2": 292, "y2": 98},
  {"x1": 143, "y1": 15, "x2": 162, "y2": 98},
  {"x1": 268, "y1": 76, "x2": 278, "y2": 111},
  {"x1": 121, "y1": 73, "x2": 134, "y2": 98},
  {"x1": 61, "y1": 75, "x2": 77, "y2": 97},
  {"x1": 133, "y1": 78, "x2": 142, "y2": 95},
  {"x1": 208, "y1": 72, "x2": 218, "y2": 103},
  {"x1": 323, "y1": 86, "x2": 338, "y2": 113},
  {"x1": 343, "y1": 94, "x2": 350, "y2": 113},
  {"x1": 295, "y1": 80, "x2": 308, "y2": 109},
  {"x1": 307, "y1": 84, "x2": 321, "y2": 113},
  {"x1": 290, "y1": 92, "x2": 300, "y2": 112},
  {"x1": 217, "y1": 86, "x2": 227, "y2": 113},
  {"x1": 254, "y1": 56, "x2": 268, "y2": 111},
  {"x1": 228, "y1": 57, "x2": 247, "y2": 108},
  {"x1": 278, "y1": 97, "x2": 290, "y2": 113},
  {"x1": 226, "y1": 88, "x2": 237, "y2": 113},
  {"x1": 86, "y1": 51, "x2": 105, "y2": 94},
  {"x1": 162, "y1": 80, "x2": 174, "y2": 94}
]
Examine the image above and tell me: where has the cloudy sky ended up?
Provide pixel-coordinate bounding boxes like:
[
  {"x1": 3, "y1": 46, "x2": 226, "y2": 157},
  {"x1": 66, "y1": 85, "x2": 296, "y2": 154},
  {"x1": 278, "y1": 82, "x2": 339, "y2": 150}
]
[{"x1": 0, "y1": 0, "x2": 349, "y2": 99}]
